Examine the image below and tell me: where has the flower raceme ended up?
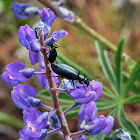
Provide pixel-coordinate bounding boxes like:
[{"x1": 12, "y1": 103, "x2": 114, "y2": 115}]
[
  {"x1": 18, "y1": 8, "x2": 67, "y2": 69},
  {"x1": 1, "y1": 3, "x2": 115, "y2": 139}
]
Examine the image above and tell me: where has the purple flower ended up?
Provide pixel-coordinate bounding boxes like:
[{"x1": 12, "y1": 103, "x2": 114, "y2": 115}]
[
  {"x1": 18, "y1": 25, "x2": 46, "y2": 69},
  {"x1": 18, "y1": 24, "x2": 37, "y2": 50},
  {"x1": 1, "y1": 62, "x2": 34, "y2": 86},
  {"x1": 11, "y1": 84, "x2": 41, "y2": 109},
  {"x1": 19, "y1": 108, "x2": 49, "y2": 140},
  {"x1": 63, "y1": 80, "x2": 103, "y2": 104},
  {"x1": 10, "y1": 3, "x2": 38, "y2": 20},
  {"x1": 45, "y1": 29, "x2": 68, "y2": 46},
  {"x1": 79, "y1": 115, "x2": 114, "y2": 135},
  {"x1": 36, "y1": 67, "x2": 59, "y2": 88},
  {"x1": 78, "y1": 135, "x2": 87, "y2": 140},
  {"x1": 56, "y1": 6, "x2": 76, "y2": 23},
  {"x1": 101, "y1": 115, "x2": 114, "y2": 134},
  {"x1": 78, "y1": 102, "x2": 97, "y2": 125},
  {"x1": 37, "y1": 8, "x2": 56, "y2": 28}
]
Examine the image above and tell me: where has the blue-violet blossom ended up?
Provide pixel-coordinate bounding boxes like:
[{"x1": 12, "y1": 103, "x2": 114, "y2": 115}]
[
  {"x1": 61, "y1": 80, "x2": 103, "y2": 104},
  {"x1": 79, "y1": 102, "x2": 114, "y2": 135},
  {"x1": 11, "y1": 84, "x2": 41, "y2": 109},
  {"x1": 10, "y1": 3, "x2": 38, "y2": 20},
  {"x1": 19, "y1": 108, "x2": 49, "y2": 140},
  {"x1": 2, "y1": 62, "x2": 34, "y2": 86}
]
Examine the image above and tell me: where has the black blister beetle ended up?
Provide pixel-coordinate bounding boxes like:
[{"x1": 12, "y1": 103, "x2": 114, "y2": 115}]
[
  {"x1": 48, "y1": 43, "x2": 58, "y2": 63},
  {"x1": 51, "y1": 62, "x2": 89, "y2": 86}
]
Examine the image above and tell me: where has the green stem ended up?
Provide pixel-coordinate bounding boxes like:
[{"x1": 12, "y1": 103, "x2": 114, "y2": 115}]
[{"x1": 73, "y1": 18, "x2": 116, "y2": 53}]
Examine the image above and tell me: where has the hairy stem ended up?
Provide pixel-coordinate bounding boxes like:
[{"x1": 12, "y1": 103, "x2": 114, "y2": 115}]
[
  {"x1": 40, "y1": 104, "x2": 53, "y2": 111},
  {"x1": 38, "y1": 0, "x2": 135, "y2": 65},
  {"x1": 64, "y1": 103, "x2": 78, "y2": 115},
  {"x1": 49, "y1": 126, "x2": 64, "y2": 136},
  {"x1": 71, "y1": 130, "x2": 86, "y2": 137},
  {"x1": 39, "y1": 33, "x2": 71, "y2": 140},
  {"x1": 47, "y1": 128, "x2": 61, "y2": 136}
]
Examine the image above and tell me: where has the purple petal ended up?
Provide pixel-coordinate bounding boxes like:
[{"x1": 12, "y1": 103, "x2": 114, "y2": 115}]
[
  {"x1": 36, "y1": 67, "x2": 47, "y2": 88},
  {"x1": 76, "y1": 92, "x2": 96, "y2": 104},
  {"x1": 29, "y1": 51, "x2": 39, "y2": 65},
  {"x1": 23, "y1": 108, "x2": 42, "y2": 124},
  {"x1": 18, "y1": 25, "x2": 36, "y2": 50},
  {"x1": 78, "y1": 135, "x2": 87, "y2": 140},
  {"x1": 11, "y1": 89, "x2": 31, "y2": 109},
  {"x1": 1, "y1": 71, "x2": 27, "y2": 86},
  {"x1": 92, "y1": 82, "x2": 103, "y2": 101},
  {"x1": 51, "y1": 29, "x2": 68, "y2": 42},
  {"x1": 101, "y1": 115, "x2": 114, "y2": 134},
  {"x1": 91, "y1": 115, "x2": 107, "y2": 135},
  {"x1": 45, "y1": 37, "x2": 54, "y2": 46},
  {"x1": 27, "y1": 97, "x2": 42, "y2": 107},
  {"x1": 52, "y1": 70, "x2": 59, "y2": 84},
  {"x1": 57, "y1": 6, "x2": 76, "y2": 23},
  {"x1": 10, "y1": 3, "x2": 30, "y2": 20},
  {"x1": 30, "y1": 40, "x2": 41, "y2": 53},
  {"x1": 20, "y1": 68, "x2": 35, "y2": 78},
  {"x1": 37, "y1": 8, "x2": 56, "y2": 27},
  {"x1": 79, "y1": 102, "x2": 97, "y2": 124},
  {"x1": 38, "y1": 51, "x2": 45, "y2": 69},
  {"x1": 70, "y1": 88, "x2": 86, "y2": 99},
  {"x1": 21, "y1": 126, "x2": 43, "y2": 138},
  {"x1": 14, "y1": 84, "x2": 37, "y2": 98},
  {"x1": 5, "y1": 62, "x2": 25, "y2": 72},
  {"x1": 43, "y1": 25, "x2": 50, "y2": 38}
]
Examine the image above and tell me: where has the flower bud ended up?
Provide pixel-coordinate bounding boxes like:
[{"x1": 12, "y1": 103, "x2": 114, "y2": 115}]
[
  {"x1": 20, "y1": 68, "x2": 35, "y2": 78},
  {"x1": 11, "y1": 3, "x2": 38, "y2": 20}
]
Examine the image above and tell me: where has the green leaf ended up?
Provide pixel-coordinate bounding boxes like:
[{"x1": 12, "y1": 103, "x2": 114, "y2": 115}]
[
  {"x1": 95, "y1": 41, "x2": 118, "y2": 95},
  {"x1": 109, "y1": 107, "x2": 118, "y2": 117},
  {"x1": 124, "y1": 95, "x2": 140, "y2": 104},
  {"x1": 118, "y1": 105, "x2": 140, "y2": 137},
  {"x1": 103, "y1": 86, "x2": 115, "y2": 99},
  {"x1": 0, "y1": 112, "x2": 24, "y2": 129},
  {"x1": 123, "y1": 60, "x2": 140, "y2": 97},
  {"x1": 95, "y1": 99, "x2": 116, "y2": 111},
  {"x1": 37, "y1": 90, "x2": 74, "y2": 104},
  {"x1": 114, "y1": 39, "x2": 125, "y2": 94},
  {"x1": 89, "y1": 133, "x2": 110, "y2": 140},
  {"x1": 123, "y1": 72, "x2": 140, "y2": 95},
  {"x1": 57, "y1": 53, "x2": 93, "y2": 80}
]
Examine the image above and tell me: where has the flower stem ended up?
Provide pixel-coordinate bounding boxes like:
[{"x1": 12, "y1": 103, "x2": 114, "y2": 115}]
[
  {"x1": 40, "y1": 104, "x2": 53, "y2": 111},
  {"x1": 64, "y1": 103, "x2": 78, "y2": 115},
  {"x1": 47, "y1": 128, "x2": 61, "y2": 136},
  {"x1": 39, "y1": 33, "x2": 71, "y2": 140},
  {"x1": 71, "y1": 130, "x2": 86, "y2": 137},
  {"x1": 49, "y1": 126, "x2": 63, "y2": 136}
]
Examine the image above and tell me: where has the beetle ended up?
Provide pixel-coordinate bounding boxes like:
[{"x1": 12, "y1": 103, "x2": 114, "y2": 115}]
[
  {"x1": 51, "y1": 62, "x2": 89, "y2": 86},
  {"x1": 48, "y1": 43, "x2": 58, "y2": 63}
]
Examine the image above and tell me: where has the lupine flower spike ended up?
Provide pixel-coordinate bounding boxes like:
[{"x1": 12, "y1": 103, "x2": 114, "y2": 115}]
[{"x1": 1, "y1": 2, "x2": 114, "y2": 140}]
